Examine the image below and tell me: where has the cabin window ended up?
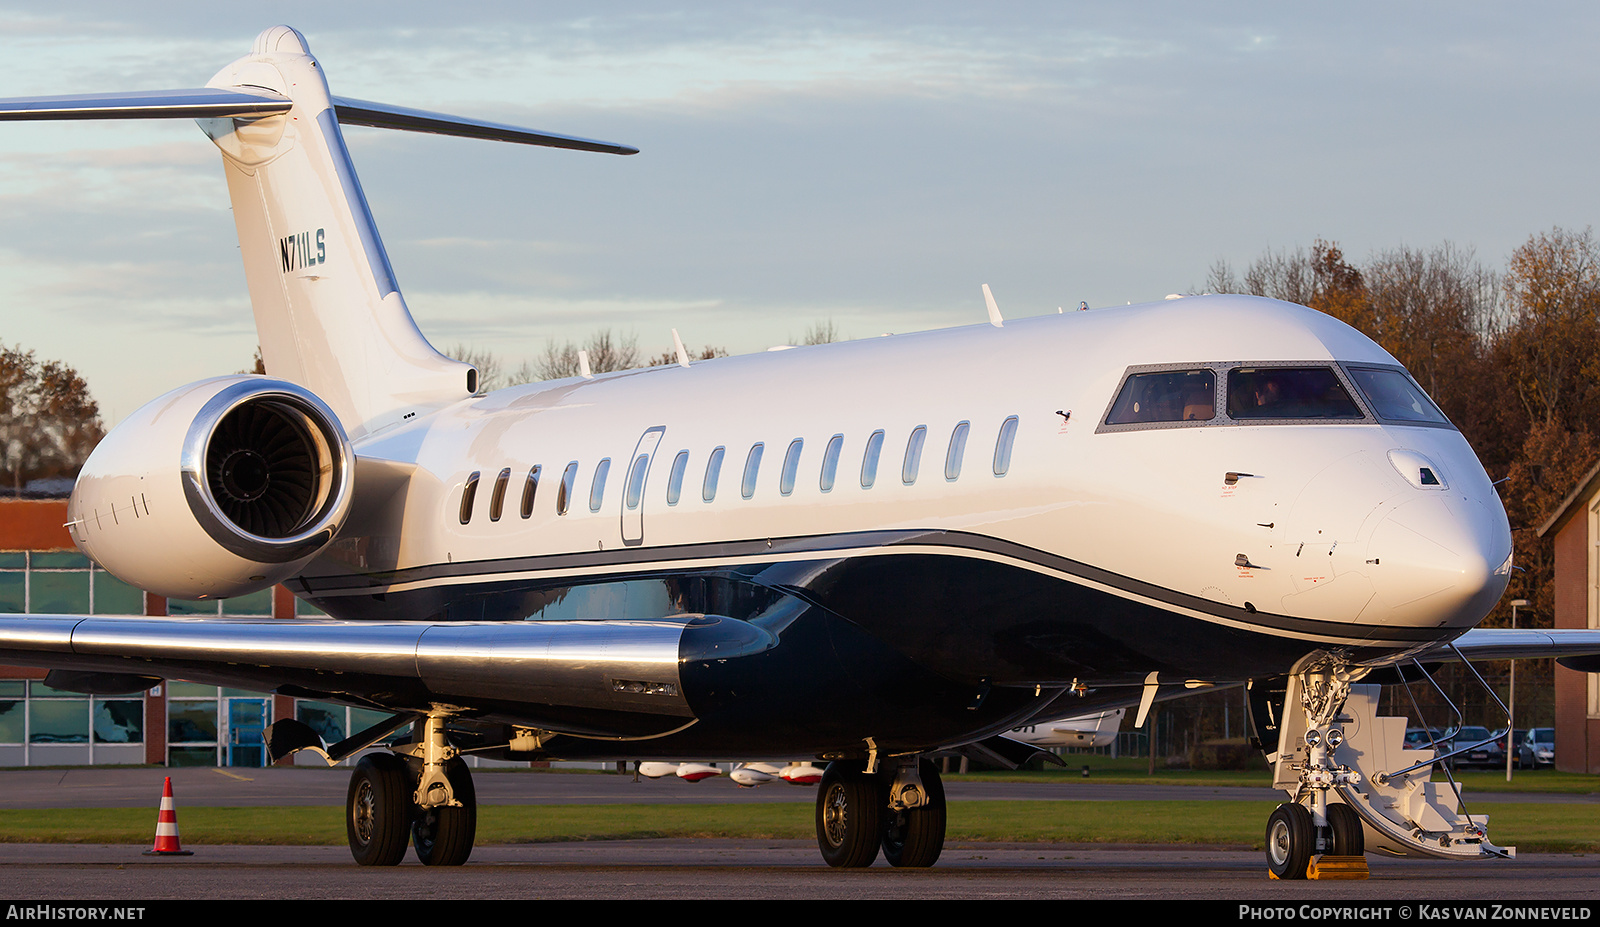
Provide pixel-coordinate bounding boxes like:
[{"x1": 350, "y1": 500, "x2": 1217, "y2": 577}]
[
  {"x1": 902, "y1": 426, "x2": 926, "y2": 485},
  {"x1": 557, "y1": 461, "x2": 578, "y2": 515},
  {"x1": 819, "y1": 434, "x2": 844, "y2": 492},
  {"x1": 703, "y1": 447, "x2": 725, "y2": 502},
  {"x1": 1226, "y1": 367, "x2": 1362, "y2": 420},
  {"x1": 520, "y1": 465, "x2": 541, "y2": 518},
  {"x1": 666, "y1": 451, "x2": 689, "y2": 505},
  {"x1": 625, "y1": 454, "x2": 649, "y2": 510},
  {"x1": 589, "y1": 458, "x2": 611, "y2": 512},
  {"x1": 742, "y1": 443, "x2": 764, "y2": 500},
  {"x1": 945, "y1": 422, "x2": 969, "y2": 480},
  {"x1": 1345, "y1": 366, "x2": 1451, "y2": 425},
  {"x1": 1106, "y1": 369, "x2": 1216, "y2": 425},
  {"x1": 780, "y1": 439, "x2": 803, "y2": 496},
  {"x1": 488, "y1": 468, "x2": 511, "y2": 522},
  {"x1": 458, "y1": 471, "x2": 480, "y2": 524},
  {"x1": 861, "y1": 430, "x2": 885, "y2": 488},
  {"x1": 993, "y1": 416, "x2": 1018, "y2": 476}
]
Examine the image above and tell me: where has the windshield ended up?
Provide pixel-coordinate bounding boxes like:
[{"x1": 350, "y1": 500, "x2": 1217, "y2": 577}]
[
  {"x1": 1105, "y1": 368, "x2": 1216, "y2": 425},
  {"x1": 1226, "y1": 367, "x2": 1363, "y2": 420},
  {"x1": 1346, "y1": 366, "x2": 1451, "y2": 425}
]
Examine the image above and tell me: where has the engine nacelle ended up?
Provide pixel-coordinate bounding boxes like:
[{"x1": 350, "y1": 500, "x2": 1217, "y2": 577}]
[{"x1": 68, "y1": 377, "x2": 353, "y2": 600}]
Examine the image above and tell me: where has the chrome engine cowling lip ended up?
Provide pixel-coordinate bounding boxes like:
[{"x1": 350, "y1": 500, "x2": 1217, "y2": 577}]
[{"x1": 179, "y1": 378, "x2": 353, "y2": 564}]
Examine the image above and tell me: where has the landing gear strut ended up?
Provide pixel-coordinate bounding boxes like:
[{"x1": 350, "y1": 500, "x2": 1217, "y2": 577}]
[{"x1": 815, "y1": 756, "x2": 947, "y2": 868}]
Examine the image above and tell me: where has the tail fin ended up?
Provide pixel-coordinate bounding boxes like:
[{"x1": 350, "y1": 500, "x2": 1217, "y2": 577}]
[{"x1": 0, "y1": 25, "x2": 636, "y2": 436}]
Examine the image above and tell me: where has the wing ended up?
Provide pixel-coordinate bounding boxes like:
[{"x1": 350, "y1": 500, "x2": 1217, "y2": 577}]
[
  {"x1": 0, "y1": 612, "x2": 768, "y2": 739},
  {"x1": 1418, "y1": 627, "x2": 1600, "y2": 671}
]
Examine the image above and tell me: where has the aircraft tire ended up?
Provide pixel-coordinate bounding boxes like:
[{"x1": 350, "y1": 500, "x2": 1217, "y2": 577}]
[
  {"x1": 816, "y1": 761, "x2": 882, "y2": 868},
  {"x1": 412, "y1": 758, "x2": 477, "y2": 866},
  {"x1": 1265, "y1": 803, "x2": 1313, "y2": 879},
  {"x1": 1326, "y1": 803, "x2": 1364, "y2": 857},
  {"x1": 881, "y1": 759, "x2": 945, "y2": 868},
  {"x1": 346, "y1": 753, "x2": 411, "y2": 866}
]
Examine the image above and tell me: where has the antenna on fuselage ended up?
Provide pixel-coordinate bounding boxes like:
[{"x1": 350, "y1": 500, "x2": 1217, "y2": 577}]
[
  {"x1": 982, "y1": 284, "x2": 1003, "y2": 328},
  {"x1": 671, "y1": 329, "x2": 691, "y2": 368},
  {"x1": 578, "y1": 350, "x2": 593, "y2": 379}
]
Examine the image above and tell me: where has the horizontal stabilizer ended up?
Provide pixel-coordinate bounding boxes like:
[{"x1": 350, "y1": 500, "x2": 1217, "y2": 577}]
[
  {"x1": 332, "y1": 97, "x2": 638, "y2": 155},
  {"x1": 0, "y1": 88, "x2": 290, "y2": 120},
  {"x1": 0, "y1": 89, "x2": 636, "y2": 156}
]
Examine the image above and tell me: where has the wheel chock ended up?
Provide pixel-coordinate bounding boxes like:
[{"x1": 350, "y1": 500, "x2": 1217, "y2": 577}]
[{"x1": 1308, "y1": 855, "x2": 1368, "y2": 880}]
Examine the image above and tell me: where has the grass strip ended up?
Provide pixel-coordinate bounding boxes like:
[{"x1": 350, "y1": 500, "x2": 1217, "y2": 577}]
[{"x1": 1, "y1": 801, "x2": 1595, "y2": 853}]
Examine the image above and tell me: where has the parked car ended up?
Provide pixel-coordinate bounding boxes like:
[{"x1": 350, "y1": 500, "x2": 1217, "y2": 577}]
[
  {"x1": 1405, "y1": 727, "x2": 1446, "y2": 750},
  {"x1": 1442, "y1": 725, "x2": 1502, "y2": 769},
  {"x1": 1517, "y1": 728, "x2": 1556, "y2": 768}
]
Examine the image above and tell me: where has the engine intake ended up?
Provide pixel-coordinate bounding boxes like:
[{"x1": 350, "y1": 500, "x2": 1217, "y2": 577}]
[{"x1": 69, "y1": 376, "x2": 354, "y2": 599}]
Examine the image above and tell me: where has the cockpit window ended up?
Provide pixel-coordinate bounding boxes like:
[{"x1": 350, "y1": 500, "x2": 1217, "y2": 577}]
[
  {"x1": 1105, "y1": 369, "x2": 1216, "y2": 425},
  {"x1": 1226, "y1": 367, "x2": 1363, "y2": 420},
  {"x1": 1345, "y1": 366, "x2": 1451, "y2": 425}
]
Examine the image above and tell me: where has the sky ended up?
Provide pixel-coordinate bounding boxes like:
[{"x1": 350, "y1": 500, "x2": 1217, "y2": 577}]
[{"x1": 1, "y1": 3, "x2": 1598, "y2": 424}]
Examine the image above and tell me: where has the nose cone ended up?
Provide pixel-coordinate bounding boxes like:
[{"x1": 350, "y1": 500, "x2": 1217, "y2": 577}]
[{"x1": 1365, "y1": 494, "x2": 1510, "y2": 629}]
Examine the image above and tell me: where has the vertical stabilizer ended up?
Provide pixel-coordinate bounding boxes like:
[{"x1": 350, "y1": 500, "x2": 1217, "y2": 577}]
[
  {"x1": 199, "y1": 26, "x2": 472, "y2": 436},
  {"x1": 0, "y1": 25, "x2": 636, "y2": 435}
]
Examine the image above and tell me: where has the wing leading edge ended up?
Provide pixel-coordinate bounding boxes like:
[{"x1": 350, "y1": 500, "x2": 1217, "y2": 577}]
[
  {"x1": 1417, "y1": 627, "x2": 1600, "y2": 671},
  {"x1": 0, "y1": 613, "x2": 708, "y2": 739}
]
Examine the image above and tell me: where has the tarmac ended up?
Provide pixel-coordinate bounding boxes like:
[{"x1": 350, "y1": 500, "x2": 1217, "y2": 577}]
[{"x1": 0, "y1": 765, "x2": 1592, "y2": 901}]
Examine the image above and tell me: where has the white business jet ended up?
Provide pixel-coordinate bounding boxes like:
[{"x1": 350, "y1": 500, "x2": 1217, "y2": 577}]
[{"x1": 1, "y1": 26, "x2": 1597, "y2": 877}]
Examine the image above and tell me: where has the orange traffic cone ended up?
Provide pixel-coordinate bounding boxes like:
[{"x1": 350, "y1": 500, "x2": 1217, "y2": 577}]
[{"x1": 142, "y1": 776, "x2": 193, "y2": 856}]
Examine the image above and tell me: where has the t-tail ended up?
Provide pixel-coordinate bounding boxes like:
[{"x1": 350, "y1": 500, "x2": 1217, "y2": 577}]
[{"x1": 0, "y1": 25, "x2": 636, "y2": 436}]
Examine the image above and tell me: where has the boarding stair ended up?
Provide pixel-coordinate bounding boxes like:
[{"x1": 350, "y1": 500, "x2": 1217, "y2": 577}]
[{"x1": 1272, "y1": 680, "x2": 1513, "y2": 860}]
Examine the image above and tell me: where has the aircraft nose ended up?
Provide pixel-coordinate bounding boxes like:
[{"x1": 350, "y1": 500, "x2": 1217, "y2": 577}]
[{"x1": 1365, "y1": 494, "x2": 1510, "y2": 629}]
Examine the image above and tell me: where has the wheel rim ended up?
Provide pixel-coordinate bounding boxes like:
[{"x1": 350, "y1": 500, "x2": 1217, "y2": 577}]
[
  {"x1": 415, "y1": 809, "x2": 437, "y2": 852},
  {"x1": 352, "y1": 779, "x2": 376, "y2": 845},
  {"x1": 1268, "y1": 818, "x2": 1291, "y2": 867},
  {"x1": 883, "y1": 812, "x2": 906, "y2": 853},
  {"x1": 822, "y1": 784, "x2": 849, "y2": 847}
]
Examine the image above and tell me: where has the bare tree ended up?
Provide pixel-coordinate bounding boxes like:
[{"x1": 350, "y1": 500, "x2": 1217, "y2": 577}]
[
  {"x1": 536, "y1": 330, "x2": 641, "y2": 380},
  {"x1": 792, "y1": 320, "x2": 840, "y2": 345}
]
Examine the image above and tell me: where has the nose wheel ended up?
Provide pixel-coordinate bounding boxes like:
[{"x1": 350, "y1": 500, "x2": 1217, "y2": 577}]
[{"x1": 1266, "y1": 803, "x2": 1314, "y2": 879}]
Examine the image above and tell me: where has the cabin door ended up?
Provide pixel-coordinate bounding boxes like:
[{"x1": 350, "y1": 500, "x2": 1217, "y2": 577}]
[{"x1": 621, "y1": 426, "x2": 666, "y2": 546}]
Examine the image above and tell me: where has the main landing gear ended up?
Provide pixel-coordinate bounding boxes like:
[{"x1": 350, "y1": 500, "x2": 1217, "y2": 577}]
[
  {"x1": 816, "y1": 756, "x2": 946, "y2": 868},
  {"x1": 345, "y1": 715, "x2": 478, "y2": 867}
]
